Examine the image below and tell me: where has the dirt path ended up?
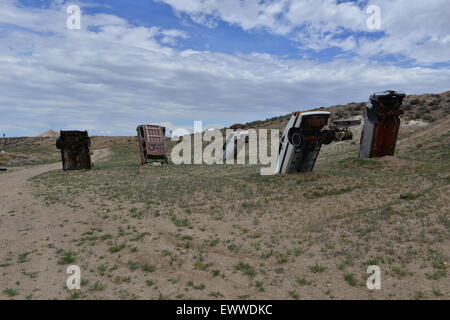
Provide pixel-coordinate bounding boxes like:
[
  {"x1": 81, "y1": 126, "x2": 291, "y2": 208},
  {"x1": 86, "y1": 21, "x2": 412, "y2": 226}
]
[
  {"x1": 0, "y1": 149, "x2": 110, "y2": 299},
  {"x1": 0, "y1": 148, "x2": 111, "y2": 215}
]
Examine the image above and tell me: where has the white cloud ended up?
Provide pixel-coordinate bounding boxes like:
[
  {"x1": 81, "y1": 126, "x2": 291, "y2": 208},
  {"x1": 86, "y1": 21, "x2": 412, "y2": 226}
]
[
  {"x1": 159, "y1": 0, "x2": 450, "y2": 64},
  {"x1": 356, "y1": 0, "x2": 450, "y2": 64},
  {"x1": 0, "y1": 0, "x2": 449, "y2": 136}
]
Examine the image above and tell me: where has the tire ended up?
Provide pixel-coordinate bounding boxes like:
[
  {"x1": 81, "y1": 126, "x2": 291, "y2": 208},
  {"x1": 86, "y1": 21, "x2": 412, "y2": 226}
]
[
  {"x1": 321, "y1": 131, "x2": 334, "y2": 145},
  {"x1": 287, "y1": 128, "x2": 304, "y2": 148}
]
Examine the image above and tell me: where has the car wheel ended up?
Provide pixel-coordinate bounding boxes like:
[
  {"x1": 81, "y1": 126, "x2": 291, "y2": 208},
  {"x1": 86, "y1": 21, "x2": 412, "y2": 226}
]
[{"x1": 288, "y1": 128, "x2": 304, "y2": 148}]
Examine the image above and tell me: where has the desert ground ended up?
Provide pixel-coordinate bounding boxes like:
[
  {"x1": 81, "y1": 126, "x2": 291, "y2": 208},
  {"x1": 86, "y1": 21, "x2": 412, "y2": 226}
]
[{"x1": 0, "y1": 92, "x2": 449, "y2": 300}]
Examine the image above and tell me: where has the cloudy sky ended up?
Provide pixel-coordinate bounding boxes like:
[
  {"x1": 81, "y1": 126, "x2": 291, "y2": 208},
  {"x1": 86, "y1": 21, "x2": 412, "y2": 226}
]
[{"x1": 0, "y1": 0, "x2": 449, "y2": 136}]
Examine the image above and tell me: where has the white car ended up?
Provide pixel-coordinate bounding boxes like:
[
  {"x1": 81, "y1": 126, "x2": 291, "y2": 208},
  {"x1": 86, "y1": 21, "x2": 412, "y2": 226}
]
[{"x1": 276, "y1": 111, "x2": 334, "y2": 174}]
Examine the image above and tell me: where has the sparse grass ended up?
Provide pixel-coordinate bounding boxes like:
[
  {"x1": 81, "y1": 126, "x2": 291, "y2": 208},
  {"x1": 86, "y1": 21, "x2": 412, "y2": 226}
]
[
  {"x1": 432, "y1": 288, "x2": 444, "y2": 297},
  {"x1": 108, "y1": 243, "x2": 126, "y2": 253},
  {"x1": 145, "y1": 280, "x2": 156, "y2": 287},
  {"x1": 141, "y1": 264, "x2": 157, "y2": 273},
  {"x1": 399, "y1": 193, "x2": 421, "y2": 200},
  {"x1": 296, "y1": 275, "x2": 313, "y2": 286},
  {"x1": 425, "y1": 269, "x2": 448, "y2": 280},
  {"x1": 171, "y1": 216, "x2": 190, "y2": 228},
  {"x1": 17, "y1": 252, "x2": 30, "y2": 263},
  {"x1": 308, "y1": 263, "x2": 326, "y2": 274},
  {"x1": 391, "y1": 266, "x2": 412, "y2": 279},
  {"x1": 66, "y1": 290, "x2": 83, "y2": 300},
  {"x1": 255, "y1": 280, "x2": 265, "y2": 292},
  {"x1": 234, "y1": 262, "x2": 257, "y2": 277},
  {"x1": 288, "y1": 290, "x2": 300, "y2": 300},
  {"x1": 209, "y1": 291, "x2": 224, "y2": 298},
  {"x1": 343, "y1": 273, "x2": 360, "y2": 287},
  {"x1": 89, "y1": 281, "x2": 106, "y2": 292},
  {"x1": 57, "y1": 250, "x2": 76, "y2": 265},
  {"x1": 2, "y1": 288, "x2": 18, "y2": 297},
  {"x1": 128, "y1": 261, "x2": 140, "y2": 271},
  {"x1": 414, "y1": 290, "x2": 427, "y2": 300}
]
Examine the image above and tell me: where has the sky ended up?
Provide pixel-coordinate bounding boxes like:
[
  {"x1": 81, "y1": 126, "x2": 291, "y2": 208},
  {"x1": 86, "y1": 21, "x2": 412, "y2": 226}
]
[{"x1": 0, "y1": 0, "x2": 449, "y2": 137}]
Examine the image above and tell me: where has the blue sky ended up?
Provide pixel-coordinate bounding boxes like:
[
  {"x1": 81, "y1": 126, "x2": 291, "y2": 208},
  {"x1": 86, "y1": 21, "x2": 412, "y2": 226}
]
[
  {"x1": 1, "y1": 0, "x2": 449, "y2": 137},
  {"x1": 18, "y1": 0, "x2": 321, "y2": 59}
]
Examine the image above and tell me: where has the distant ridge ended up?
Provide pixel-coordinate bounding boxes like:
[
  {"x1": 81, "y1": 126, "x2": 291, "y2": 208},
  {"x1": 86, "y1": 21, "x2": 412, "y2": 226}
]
[{"x1": 37, "y1": 130, "x2": 59, "y2": 138}]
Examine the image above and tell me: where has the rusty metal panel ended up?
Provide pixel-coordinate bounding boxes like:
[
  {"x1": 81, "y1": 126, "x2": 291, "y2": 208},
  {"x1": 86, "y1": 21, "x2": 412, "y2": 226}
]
[
  {"x1": 359, "y1": 91, "x2": 405, "y2": 159},
  {"x1": 136, "y1": 125, "x2": 168, "y2": 165},
  {"x1": 56, "y1": 131, "x2": 92, "y2": 171}
]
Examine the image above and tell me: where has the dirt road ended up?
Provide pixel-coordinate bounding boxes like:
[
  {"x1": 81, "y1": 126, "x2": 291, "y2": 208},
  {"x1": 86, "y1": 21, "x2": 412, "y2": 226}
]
[{"x1": 0, "y1": 149, "x2": 110, "y2": 299}]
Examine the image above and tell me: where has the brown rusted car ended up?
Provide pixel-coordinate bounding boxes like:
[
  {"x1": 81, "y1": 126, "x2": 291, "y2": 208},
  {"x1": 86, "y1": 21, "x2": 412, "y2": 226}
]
[
  {"x1": 56, "y1": 130, "x2": 92, "y2": 171},
  {"x1": 136, "y1": 125, "x2": 168, "y2": 165},
  {"x1": 359, "y1": 91, "x2": 405, "y2": 158}
]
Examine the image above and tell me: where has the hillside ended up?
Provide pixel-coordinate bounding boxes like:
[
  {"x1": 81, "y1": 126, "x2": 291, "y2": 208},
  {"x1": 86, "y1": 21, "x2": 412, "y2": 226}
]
[
  {"x1": 241, "y1": 90, "x2": 450, "y2": 132},
  {"x1": 37, "y1": 130, "x2": 59, "y2": 138},
  {"x1": 0, "y1": 136, "x2": 135, "y2": 167}
]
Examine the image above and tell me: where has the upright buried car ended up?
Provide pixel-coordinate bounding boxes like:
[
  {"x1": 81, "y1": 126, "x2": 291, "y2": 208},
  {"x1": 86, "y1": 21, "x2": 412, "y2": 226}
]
[
  {"x1": 359, "y1": 91, "x2": 406, "y2": 159},
  {"x1": 56, "y1": 131, "x2": 92, "y2": 171},
  {"x1": 276, "y1": 111, "x2": 353, "y2": 174},
  {"x1": 136, "y1": 125, "x2": 168, "y2": 165}
]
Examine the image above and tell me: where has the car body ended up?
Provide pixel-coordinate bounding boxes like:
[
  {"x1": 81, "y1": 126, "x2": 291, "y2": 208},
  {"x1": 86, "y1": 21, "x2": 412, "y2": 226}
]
[
  {"x1": 56, "y1": 130, "x2": 92, "y2": 171},
  {"x1": 359, "y1": 91, "x2": 406, "y2": 158},
  {"x1": 276, "y1": 111, "x2": 332, "y2": 174},
  {"x1": 136, "y1": 125, "x2": 168, "y2": 165}
]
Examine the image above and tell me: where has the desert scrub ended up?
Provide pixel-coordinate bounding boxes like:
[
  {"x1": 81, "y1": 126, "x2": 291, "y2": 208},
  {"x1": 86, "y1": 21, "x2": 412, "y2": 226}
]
[
  {"x1": 57, "y1": 250, "x2": 76, "y2": 265},
  {"x1": 2, "y1": 288, "x2": 18, "y2": 297},
  {"x1": 308, "y1": 263, "x2": 326, "y2": 274},
  {"x1": 296, "y1": 275, "x2": 313, "y2": 286},
  {"x1": 234, "y1": 262, "x2": 257, "y2": 277},
  {"x1": 141, "y1": 264, "x2": 157, "y2": 273},
  {"x1": 108, "y1": 243, "x2": 126, "y2": 253},
  {"x1": 343, "y1": 273, "x2": 360, "y2": 287}
]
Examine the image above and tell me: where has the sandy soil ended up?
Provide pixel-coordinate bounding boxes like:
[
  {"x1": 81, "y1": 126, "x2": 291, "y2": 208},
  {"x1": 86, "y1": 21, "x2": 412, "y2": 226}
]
[{"x1": 0, "y1": 149, "x2": 110, "y2": 299}]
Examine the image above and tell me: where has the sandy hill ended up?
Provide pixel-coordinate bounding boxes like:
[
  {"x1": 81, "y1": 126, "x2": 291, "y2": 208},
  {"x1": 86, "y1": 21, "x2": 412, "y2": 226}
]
[{"x1": 37, "y1": 130, "x2": 59, "y2": 138}]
